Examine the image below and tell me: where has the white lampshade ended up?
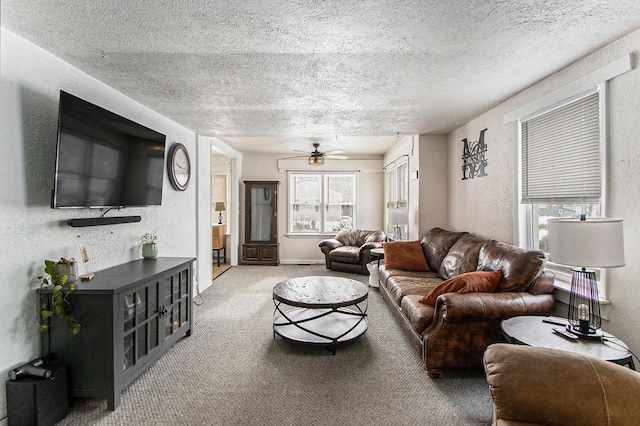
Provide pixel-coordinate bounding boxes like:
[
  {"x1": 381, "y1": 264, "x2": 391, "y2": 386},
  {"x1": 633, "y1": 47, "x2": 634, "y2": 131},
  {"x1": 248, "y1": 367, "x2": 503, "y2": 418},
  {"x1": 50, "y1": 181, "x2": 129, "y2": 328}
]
[
  {"x1": 547, "y1": 218, "x2": 625, "y2": 268},
  {"x1": 387, "y1": 207, "x2": 408, "y2": 225}
]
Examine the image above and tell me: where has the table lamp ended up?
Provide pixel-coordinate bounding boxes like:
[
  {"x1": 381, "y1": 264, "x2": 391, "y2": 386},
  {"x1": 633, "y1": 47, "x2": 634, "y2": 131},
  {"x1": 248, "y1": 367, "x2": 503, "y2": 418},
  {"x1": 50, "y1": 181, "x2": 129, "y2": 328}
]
[
  {"x1": 387, "y1": 207, "x2": 408, "y2": 241},
  {"x1": 215, "y1": 202, "x2": 226, "y2": 224},
  {"x1": 547, "y1": 216, "x2": 624, "y2": 339}
]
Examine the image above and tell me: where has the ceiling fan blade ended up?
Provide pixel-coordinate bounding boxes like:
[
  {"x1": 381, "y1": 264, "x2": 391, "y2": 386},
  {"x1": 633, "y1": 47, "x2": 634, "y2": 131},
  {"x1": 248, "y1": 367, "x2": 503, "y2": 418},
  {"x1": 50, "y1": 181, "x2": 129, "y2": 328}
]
[
  {"x1": 323, "y1": 149, "x2": 345, "y2": 155},
  {"x1": 281, "y1": 155, "x2": 309, "y2": 159},
  {"x1": 293, "y1": 150, "x2": 310, "y2": 154},
  {"x1": 325, "y1": 155, "x2": 348, "y2": 160}
]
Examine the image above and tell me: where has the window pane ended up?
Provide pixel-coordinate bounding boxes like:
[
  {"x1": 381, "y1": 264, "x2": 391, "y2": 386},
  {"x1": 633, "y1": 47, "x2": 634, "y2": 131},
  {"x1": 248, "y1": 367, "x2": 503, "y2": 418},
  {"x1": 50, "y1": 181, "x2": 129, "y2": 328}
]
[
  {"x1": 292, "y1": 204, "x2": 321, "y2": 232},
  {"x1": 292, "y1": 175, "x2": 321, "y2": 203},
  {"x1": 326, "y1": 174, "x2": 354, "y2": 204},
  {"x1": 325, "y1": 205, "x2": 353, "y2": 232},
  {"x1": 536, "y1": 203, "x2": 601, "y2": 253}
]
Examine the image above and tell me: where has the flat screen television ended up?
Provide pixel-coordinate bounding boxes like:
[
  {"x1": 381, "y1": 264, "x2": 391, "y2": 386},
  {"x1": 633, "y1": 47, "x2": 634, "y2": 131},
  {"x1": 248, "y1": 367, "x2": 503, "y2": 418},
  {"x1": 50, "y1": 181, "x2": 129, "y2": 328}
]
[{"x1": 52, "y1": 91, "x2": 166, "y2": 209}]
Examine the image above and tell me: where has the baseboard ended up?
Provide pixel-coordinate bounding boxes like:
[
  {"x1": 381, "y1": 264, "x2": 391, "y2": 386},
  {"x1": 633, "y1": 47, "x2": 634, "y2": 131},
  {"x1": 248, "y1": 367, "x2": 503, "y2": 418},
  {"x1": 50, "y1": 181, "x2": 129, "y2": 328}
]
[{"x1": 279, "y1": 260, "x2": 325, "y2": 265}]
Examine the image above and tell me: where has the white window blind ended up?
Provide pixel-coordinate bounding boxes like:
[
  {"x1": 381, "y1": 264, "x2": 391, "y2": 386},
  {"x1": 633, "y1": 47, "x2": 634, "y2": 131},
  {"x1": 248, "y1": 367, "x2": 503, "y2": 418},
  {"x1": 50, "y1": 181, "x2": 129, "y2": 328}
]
[{"x1": 521, "y1": 92, "x2": 601, "y2": 203}]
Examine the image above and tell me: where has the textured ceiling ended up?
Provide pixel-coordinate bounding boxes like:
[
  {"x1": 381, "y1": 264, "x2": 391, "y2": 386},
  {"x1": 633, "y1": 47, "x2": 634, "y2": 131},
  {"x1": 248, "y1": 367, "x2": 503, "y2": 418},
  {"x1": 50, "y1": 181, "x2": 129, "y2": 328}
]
[{"x1": 2, "y1": 1, "x2": 640, "y2": 155}]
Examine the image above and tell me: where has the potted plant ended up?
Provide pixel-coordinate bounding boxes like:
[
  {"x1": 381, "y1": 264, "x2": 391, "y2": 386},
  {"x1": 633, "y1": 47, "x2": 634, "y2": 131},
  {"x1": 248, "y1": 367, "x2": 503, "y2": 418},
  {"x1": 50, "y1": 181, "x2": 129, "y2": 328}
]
[
  {"x1": 140, "y1": 230, "x2": 158, "y2": 259},
  {"x1": 38, "y1": 258, "x2": 81, "y2": 335}
]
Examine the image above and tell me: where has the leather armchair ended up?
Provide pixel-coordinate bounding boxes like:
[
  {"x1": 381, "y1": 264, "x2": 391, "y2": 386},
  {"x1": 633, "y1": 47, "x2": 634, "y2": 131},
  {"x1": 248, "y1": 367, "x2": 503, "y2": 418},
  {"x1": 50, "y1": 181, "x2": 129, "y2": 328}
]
[
  {"x1": 319, "y1": 229, "x2": 385, "y2": 275},
  {"x1": 483, "y1": 343, "x2": 640, "y2": 426}
]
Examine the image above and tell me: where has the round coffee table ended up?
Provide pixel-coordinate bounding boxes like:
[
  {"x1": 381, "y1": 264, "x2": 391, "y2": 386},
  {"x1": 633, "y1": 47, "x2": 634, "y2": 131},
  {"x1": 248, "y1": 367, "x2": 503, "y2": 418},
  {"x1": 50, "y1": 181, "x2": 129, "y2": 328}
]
[
  {"x1": 501, "y1": 315, "x2": 635, "y2": 369},
  {"x1": 273, "y1": 276, "x2": 368, "y2": 354}
]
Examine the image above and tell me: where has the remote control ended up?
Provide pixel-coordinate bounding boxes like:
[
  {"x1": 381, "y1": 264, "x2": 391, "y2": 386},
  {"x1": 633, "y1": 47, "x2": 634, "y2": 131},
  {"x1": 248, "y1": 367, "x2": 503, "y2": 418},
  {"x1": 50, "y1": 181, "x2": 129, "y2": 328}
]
[
  {"x1": 542, "y1": 317, "x2": 568, "y2": 326},
  {"x1": 553, "y1": 327, "x2": 578, "y2": 341}
]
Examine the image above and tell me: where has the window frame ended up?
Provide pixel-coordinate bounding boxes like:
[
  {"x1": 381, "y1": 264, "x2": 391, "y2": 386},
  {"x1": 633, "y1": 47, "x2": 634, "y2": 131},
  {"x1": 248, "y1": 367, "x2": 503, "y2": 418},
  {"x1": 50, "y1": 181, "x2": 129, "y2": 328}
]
[
  {"x1": 517, "y1": 83, "x2": 610, "y2": 299},
  {"x1": 385, "y1": 159, "x2": 409, "y2": 239},
  {"x1": 287, "y1": 171, "x2": 358, "y2": 236}
]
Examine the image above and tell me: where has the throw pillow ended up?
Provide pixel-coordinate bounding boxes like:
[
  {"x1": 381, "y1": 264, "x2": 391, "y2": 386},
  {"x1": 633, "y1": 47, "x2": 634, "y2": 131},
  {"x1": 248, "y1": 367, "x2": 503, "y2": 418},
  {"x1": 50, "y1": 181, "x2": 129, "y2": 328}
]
[
  {"x1": 419, "y1": 269, "x2": 503, "y2": 305},
  {"x1": 383, "y1": 240, "x2": 429, "y2": 272}
]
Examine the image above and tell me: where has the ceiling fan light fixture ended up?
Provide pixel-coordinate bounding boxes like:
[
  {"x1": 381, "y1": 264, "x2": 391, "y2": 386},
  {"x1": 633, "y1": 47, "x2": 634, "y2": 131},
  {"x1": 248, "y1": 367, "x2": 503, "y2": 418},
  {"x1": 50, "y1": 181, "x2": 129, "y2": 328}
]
[{"x1": 309, "y1": 155, "x2": 324, "y2": 165}]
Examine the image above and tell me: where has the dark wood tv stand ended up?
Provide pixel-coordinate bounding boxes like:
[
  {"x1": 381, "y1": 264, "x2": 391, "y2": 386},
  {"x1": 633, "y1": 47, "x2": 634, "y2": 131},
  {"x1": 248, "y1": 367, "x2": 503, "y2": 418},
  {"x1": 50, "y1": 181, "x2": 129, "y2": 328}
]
[{"x1": 39, "y1": 257, "x2": 194, "y2": 410}]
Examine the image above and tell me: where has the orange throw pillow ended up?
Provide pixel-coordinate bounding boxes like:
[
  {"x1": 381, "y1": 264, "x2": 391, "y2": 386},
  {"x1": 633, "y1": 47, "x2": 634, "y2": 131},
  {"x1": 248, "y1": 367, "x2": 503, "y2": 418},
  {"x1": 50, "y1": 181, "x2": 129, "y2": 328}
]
[
  {"x1": 419, "y1": 269, "x2": 503, "y2": 305},
  {"x1": 382, "y1": 241, "x2": 429, "y2": 272}
]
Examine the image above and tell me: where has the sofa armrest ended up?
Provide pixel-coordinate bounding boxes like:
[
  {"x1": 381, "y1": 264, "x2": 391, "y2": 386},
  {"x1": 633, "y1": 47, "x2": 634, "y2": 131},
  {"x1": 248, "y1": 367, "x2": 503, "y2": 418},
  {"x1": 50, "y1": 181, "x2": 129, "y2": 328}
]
[
  {"x1": 319, "y1": 238, "x2": 343, "y2": 251},
  {"x1": 484, "y1": 343, "x2": 640, "y2": 425},
  {"x1": 360, "y1": 241, "x2": 383, "y2": 251},
  {"x1": 435, "y1": 291, "x2": 555, "y2": 323}
]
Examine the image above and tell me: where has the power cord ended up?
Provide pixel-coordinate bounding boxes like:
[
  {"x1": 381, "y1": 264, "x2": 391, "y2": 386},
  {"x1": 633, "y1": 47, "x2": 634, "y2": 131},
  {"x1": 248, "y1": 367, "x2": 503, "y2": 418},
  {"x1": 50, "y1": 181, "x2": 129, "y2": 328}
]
[
  {"x1": 602, "y1": 337, "x2": 639, "y2": 367},
  {"x1": 192, "y1": 266, "x2": 204, "y2": 306}
]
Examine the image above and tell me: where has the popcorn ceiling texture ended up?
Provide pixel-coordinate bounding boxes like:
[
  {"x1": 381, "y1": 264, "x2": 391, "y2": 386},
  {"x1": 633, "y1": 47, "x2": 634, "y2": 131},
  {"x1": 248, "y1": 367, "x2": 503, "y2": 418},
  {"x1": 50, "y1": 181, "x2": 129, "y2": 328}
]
[{"x1": 2, "y1": 0, "x2": 640, "y2": 154}]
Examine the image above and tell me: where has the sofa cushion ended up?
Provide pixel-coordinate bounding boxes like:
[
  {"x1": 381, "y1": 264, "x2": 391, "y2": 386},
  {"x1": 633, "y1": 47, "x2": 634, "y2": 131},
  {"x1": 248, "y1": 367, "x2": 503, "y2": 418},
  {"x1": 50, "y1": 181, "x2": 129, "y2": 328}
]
[
  {"x1": 421, "y1": 228, "x2": 469, "y2": 272},
  {"x1": 379, "y1": 267, "x2": 435, "y2": 290},
  {"x1": 383, "y1": 274, "x2": 441, "y2": 305},
  {"x1": 419, "y1": 270, "x2": 503, "y2": 306},
  {"x1": 438, "y1": 234, "x2": 485, "y2": 279},
  {"x1": 329, "y1": 246, "x2": 361, "y2": 264},
  {"x1": 478, "y1": 240, "x2": 545, "y2": 292},
  {"x1": 383, "y1": 240, "x2": 429, "y2": 271},
  {"x1": 401, "y1": 295, "x2": 436, "y2": 334}
]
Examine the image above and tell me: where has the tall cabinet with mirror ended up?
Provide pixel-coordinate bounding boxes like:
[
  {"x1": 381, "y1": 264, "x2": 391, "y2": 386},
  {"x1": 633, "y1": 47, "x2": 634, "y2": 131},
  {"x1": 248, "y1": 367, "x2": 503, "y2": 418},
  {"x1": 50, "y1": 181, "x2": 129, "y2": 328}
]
[{"x1": 241, "y1": 181, "x2": 279, "y2": 265}]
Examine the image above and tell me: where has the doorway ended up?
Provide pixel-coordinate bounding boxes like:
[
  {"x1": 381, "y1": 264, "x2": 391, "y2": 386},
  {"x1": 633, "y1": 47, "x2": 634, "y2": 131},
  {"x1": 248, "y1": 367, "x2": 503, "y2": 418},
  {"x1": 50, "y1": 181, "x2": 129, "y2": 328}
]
[{"x1": 212, "y1": 158, "x2": 231, "y2": 279}]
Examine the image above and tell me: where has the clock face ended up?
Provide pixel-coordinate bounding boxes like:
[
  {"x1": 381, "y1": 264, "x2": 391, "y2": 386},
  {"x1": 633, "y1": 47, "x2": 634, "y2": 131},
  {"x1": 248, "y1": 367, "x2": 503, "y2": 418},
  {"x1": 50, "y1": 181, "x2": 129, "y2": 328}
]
[{"x1": 168, "y1": 143, "x2": 191, "y2": 191}]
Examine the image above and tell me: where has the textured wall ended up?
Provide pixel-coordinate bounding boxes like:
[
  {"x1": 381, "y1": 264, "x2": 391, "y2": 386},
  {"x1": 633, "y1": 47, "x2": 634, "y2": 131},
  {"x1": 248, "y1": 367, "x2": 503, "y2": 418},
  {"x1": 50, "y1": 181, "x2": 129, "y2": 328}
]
[
  {"x1": 0, "y1": 28, "x2": 197, "y2": 419},
  {"x1": 447, "y1": 27, "x2": 640, "y2": 357}
]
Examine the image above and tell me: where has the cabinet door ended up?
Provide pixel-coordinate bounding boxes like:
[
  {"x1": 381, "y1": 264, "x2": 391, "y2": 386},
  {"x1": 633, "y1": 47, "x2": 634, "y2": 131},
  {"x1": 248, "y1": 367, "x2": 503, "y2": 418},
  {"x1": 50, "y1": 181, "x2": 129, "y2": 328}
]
[
  {"x1": 122, "y1": 280, "x2": 161, "y2": 376},
  {"x1": 162, "y1": 268, "x2": 191, "y2": 343},
  {"x1": 244, "y1": 181, "x2": 279, "y2": 244},
  {"x1": 260, "y1": 245, "x2": 279, "y2": 261},
  {"x1": 243, "y1": 244, "x2": 259, "y2": 261}
]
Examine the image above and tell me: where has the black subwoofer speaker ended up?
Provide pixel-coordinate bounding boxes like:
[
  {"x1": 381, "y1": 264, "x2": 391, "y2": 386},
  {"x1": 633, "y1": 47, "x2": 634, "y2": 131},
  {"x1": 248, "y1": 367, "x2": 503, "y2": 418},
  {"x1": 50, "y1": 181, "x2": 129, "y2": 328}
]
[{"x1": 6, "y1": 363, "x2": 69, "y2": 426}]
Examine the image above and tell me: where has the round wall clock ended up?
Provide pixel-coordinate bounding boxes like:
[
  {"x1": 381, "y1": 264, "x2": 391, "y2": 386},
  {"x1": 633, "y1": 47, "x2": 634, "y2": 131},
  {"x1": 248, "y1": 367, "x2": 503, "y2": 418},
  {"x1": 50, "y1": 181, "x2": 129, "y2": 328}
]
[{"x1": 167, "y1": 143, "x2": 191, "y2": 191}]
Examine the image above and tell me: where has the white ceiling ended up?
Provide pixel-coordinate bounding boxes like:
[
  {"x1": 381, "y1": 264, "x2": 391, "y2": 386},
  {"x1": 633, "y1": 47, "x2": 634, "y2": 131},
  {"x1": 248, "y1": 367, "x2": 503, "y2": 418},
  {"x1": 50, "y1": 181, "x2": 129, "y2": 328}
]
[{"x1": 3, "y1": 1, "x2": 640, "y2": 155}]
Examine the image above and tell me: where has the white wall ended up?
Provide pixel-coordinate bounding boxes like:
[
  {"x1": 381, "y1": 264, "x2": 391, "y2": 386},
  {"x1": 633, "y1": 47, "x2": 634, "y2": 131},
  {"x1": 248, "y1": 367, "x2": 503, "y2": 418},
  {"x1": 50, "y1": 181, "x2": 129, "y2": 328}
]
[
  {"x1": 240, "y1": 152, "x2": 384, "y2": 263},
  {"x1": 448, "y1": 124, "x2": 514, "y2": 243},
  {"x1": 447, "y1": 27, "x2": 640, "y2": 355},
  {"x1": 383, "y1": 135, "x2": 449, "y2": 240},
  {"x1": 0, "y1": 28, "x2": 198, "y2": 421},
  {"x1": 417, "y1": 134, "x2": 449, "y2": 238}
]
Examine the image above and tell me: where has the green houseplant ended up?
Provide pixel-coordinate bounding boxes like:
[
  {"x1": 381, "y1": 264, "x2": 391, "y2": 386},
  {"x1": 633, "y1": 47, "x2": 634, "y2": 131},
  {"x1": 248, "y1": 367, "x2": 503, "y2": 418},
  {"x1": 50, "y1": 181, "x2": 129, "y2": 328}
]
[
  {"x1": 38, "y1": 257, "x2": 81, "y2": 335},
  {"x1": 140, "y1": 230, "x2": 158, "y2": 259}
]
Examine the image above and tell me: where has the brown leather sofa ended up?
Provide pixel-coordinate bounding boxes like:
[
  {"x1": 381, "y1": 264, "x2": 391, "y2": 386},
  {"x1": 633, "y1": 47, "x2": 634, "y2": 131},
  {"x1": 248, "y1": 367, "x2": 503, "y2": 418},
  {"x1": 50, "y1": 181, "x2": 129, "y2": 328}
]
[
  {"x1": 484, "y1": 343, "x2": 640, "y2": 425},
  {"x1": 378, "y1": 227, "x2": 555, "y2": 378},
  {"x1": 319, "y1": 229, "x2": 385, "y2": 275}
]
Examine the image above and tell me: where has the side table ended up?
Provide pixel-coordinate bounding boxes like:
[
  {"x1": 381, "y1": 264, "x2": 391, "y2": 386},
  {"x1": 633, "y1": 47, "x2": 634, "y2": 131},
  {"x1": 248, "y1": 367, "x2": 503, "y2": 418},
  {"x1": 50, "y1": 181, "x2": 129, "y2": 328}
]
[
  {"x1": 501, "y1": 315, "x2": 635, "y2": 369},
  {"x1": 368, "y1": 248, "x2": 385, "y2": 288},
  {"x1": 370, "y1": 248, "x2": 385, "y2": 267}
]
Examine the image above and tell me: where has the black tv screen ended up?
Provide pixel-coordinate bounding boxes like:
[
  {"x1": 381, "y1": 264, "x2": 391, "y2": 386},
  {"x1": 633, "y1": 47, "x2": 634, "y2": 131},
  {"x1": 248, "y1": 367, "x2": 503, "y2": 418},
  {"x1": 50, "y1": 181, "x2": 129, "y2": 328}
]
[{"x1": 52, "y1": 91, "x2": 166, "y2": 208}]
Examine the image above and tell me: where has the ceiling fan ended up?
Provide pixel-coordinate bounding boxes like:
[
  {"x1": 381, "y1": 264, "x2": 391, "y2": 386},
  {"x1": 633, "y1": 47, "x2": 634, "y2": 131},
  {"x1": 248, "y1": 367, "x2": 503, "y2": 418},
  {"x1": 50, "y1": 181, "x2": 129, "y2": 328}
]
[{"x1": 283, "y1": 143, "x2": 348, "y2": 165}]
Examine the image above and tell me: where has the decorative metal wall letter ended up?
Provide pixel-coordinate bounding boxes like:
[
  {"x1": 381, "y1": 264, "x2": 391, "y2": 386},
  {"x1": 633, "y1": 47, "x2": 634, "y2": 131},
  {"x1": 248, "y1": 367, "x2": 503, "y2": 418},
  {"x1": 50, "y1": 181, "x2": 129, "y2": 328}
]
[{"x1": 461, "y1": 128, "x2": 488, "y2": 180}]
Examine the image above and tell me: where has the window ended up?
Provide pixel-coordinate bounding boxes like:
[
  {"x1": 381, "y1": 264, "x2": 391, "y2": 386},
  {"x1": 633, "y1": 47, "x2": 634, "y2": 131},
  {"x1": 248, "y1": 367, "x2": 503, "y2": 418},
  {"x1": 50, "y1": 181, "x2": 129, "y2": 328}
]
[
  {"x1": 385, "y1": 159, "x2": 409, "y2": 239},
  {"x1": 519, "y1": 88, "x2": 606, "y2": 292},
  {"x1": 289, "y1": 172, "x2": 356, "y2": 234}
]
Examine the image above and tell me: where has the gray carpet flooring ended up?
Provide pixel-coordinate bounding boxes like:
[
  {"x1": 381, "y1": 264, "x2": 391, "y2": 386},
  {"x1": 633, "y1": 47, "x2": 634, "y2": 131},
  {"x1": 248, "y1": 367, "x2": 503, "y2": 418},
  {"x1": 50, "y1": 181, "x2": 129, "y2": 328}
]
[{"x1": 58, "y1": 264, "x2": 493, "y2": 425}]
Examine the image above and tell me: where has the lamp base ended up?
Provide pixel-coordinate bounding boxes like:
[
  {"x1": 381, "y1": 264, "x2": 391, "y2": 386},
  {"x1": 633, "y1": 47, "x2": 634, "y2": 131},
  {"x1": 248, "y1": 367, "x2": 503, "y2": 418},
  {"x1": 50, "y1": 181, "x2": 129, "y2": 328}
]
[{"x1": 566, "y1": 324, "x2": 604, "y2": 340}]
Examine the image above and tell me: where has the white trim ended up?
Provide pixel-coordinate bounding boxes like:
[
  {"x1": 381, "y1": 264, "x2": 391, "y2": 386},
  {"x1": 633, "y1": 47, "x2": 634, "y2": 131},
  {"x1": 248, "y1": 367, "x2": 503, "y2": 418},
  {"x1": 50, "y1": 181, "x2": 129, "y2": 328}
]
[{"x1": 504, "y1": 54, "x2": 632, "y2": 124}]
